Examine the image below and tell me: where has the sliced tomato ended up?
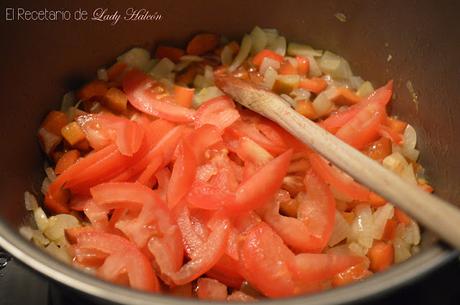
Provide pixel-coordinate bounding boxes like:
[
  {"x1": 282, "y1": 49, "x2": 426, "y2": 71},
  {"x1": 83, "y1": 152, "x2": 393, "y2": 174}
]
[
  {"x1": 194, "y1": 96, "x2": 240, "y2": 131},
  {"x1": 229, "y1": 149, "x2": 293, "y2": 213},
  {"x1": 171, "y1": 206, "x2": 230, "y2": 285},
  {"x1": 320, "y1": 81, "x2": 393, "y2": 134},
  {"x1": 292, "y1": 253, "x2": 363, "y2": 283},
  {"x1": 73, "y1": 231, "x2": 159, "y2": 292},
  {"x1": 252, "y1": 49, "x2": 284, "y2": 67},
  {"x1": 196, "y1": 278, "x2": 228, "y2": 301},
  {"x1": 336, "y1": 101, "x2": 387, "y2": 149},
  {"x1": 297, "y1": 169, "x2": 336, "y2": 252},
  {"x1": 167, "y1": 142, "x2": 197, "y2": 208},
  {"x1": 123, "y1": 69, "x2": 196, "y2": 123},
  {"x1": 186, "y1": 124, "x2": 223, "y2": 164},
  {"x1": 236, "y1": 137, "x2": 273, "y2": 166},
  {"x1": 76, "y1": 113, "x2": 144, "y2": 156},
  {"x1": 187, "y1": 180, "x2": 235, "y2": 210},
  {"x1": 308, "y1": 152, "x2": 370, "y2": 202},
  {"x1": 379, "y1": 124, "x2": 403, "y2": 144},
  {"x1": 207, "y1": 255, "x2": 244, "y2": 288},
  {"x1": 238, "y1": 222, "x2": 296, "y2": 298}
]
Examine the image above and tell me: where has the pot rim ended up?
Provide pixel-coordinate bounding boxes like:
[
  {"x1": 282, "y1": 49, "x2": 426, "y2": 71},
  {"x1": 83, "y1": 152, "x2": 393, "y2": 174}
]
[{"x1": 0, "y1": 220, "x2": 456, "y2": 305}]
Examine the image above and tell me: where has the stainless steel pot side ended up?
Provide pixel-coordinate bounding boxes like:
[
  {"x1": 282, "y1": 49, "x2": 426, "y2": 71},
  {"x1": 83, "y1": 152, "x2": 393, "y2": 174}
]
[{"x1": 0, "y1": 0, "x2": 459, "y2": 304}]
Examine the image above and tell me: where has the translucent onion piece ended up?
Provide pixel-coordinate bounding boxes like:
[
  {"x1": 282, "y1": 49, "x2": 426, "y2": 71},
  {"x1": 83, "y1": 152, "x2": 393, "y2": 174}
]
[
  {"x1": 229, "y1": 34, "x2": 252, "y2": 72},
  {"x1": 24, "y1": 191, "x2": 38, "y2": 211},
  {"x1": 117, "y1": 47, "x2": 151, "y2": 71},
  {"x1": 356, "y1": 81, "x2": 375, "y2": 98},
  {"x1": 383, "y1": 152, "x2": 408, "y2": 174},
  {"x1": 287, "y1": 42, "x2": 323, "y2": 58},
  {"x1": 319, "y1": 51, "x2": 353, "y2": 79},
  {"x1": 41, "y1": 177, "x2": 51, "y2": 195},
  {"x1": 19, "y1": 226, "x2": 34, "y2": 240},
  {"x1": 306, "y1": 55, "x2": 322, "y2": 77},
  {"x1": 34, "y1": 207, "x2": 49, "y2": 231},
  {"x1": 60, "y1": 91, "x2": 76, "y2": 114},
  {"x1": 262, "y1": 67, "x2": 278, "y2": 90},
  {"x1": 312, "y1": 91, "x2": 333, "y2": 117},
  {"x1": 328, "y1": 211, "x2": 351, "y2": 247},
  {"x1": 280, "y1": 94, "x2": 297, "y2": 108},
  {"x1": 43, "y1": 214, "x2": 80, "y2": 241},
  {"x1": 250, "y1": 26, "x2": 268, "y2": 55},
  {"x1": 349, "y1": 205, "x2": 374, "y2": 249},
  {"x1": 149, "y1": 58, "x2": 175, "y2": 79},
  {"x1": 192, "y1": 86, "x2": 225, "y2": 108},
  {"x1": 291, "y1": 88, "x2": 311, "y2": 101},
  {"x1": 372, "y1": 203, "x2": 394, "y2": 239},
  {"x1": 44, "y1": 242, "x2": 72, "y2": 263},
  {"x1": 221, "y1": 45, "x2": 234, "y2": 66},
  {"x1": 259, "y1": 57, "x2": 281, "y2": 75},
  {"x1": 270, "y1": 36, "x2": 287, "y2": 56}
]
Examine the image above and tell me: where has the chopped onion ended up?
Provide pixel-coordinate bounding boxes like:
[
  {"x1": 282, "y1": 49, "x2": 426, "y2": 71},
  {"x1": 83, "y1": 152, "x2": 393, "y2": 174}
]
[
  {"x1": 372, "y1": 204, "x2": 394, "y2": 239},
  {"x1": 180, "y1": 55, "x2": 203, "y2": 62},
  {"x1": 32, "y1": 230, "x2": 50, "y2": 247},
  {"x1": 349, "y1": 76, "x2": 364, "y2": 90},
  {"x1": 319, "y1": 51, "x2": 353, "y2": 79},
  {"x1": 349, "y1": 205, "x2": 374, "y2": 249},
  {"x1": 270, "y1": 36, "x2": 287, "y2": 56},
  {"x1": 192, "y1": 86, "x2": 224, "y2": 108},
  {"x1": 280, "y1": 94, "x2": 297, "y2": 108},
  {"x1": 204, "y1": 65, "x2": 215, "y2": 85},
  {"x1": 348, "y1": 242, "x2": 368, "y2": 256},
  {"x1": 149, "y1": 58, "x2": 175, "y2": 79},
  {"x1": 400, "y1": 163, "x2": 417, "y2": 185},
  {"x1": 356, "y1": 81, "x2": 375, "y2": 98},
  {"x1": 275, "y1": 74, "x2": 300, "y2": 93},
  {"x1": 383, "y1": 152, "x2": 407, "y2": 174},
  {"x1": 328, "y1": 211, "x2": 351, "y2": 247},
  {"x1": 60, "y1": 91, "x2": 76, "y2": 114},
  {"x1": 45, "y1": 166, "x2": 56, "y2": 182},
  {"x1": 221, "y1": 45, "x2": 234, "y2": 66},
  {"x1": 117, "y1": 47, "x2": 151, "y2": 71},
  {"x1": 312, "y1": 91, "x2": 334, "y2": 117},
  {"x1": 193, "y1": 74, "x2": 213, "y2": 90},
  {"x1": 44, "y1": 242, "x2": 71, "y2": 263},
  {"x1": 229, "y1": 34, "x2": 252, "y2": 72},
  {"x1": 306, "y1": 55, "x2": 322, "y2": 77},
  {"x1": 263, "y1": 28, "x2": 279, "y2": 46},
  {"x1": 291, "y1": 88, "x2": 311, "y2": 101},
  {"x1": 19, "y1": 226, "x2": 34, "y2": 240},
  {"x1": 24, "y1": 191, "x2": 38, "y2": 211},
  {"x1": 393, "y1": 237, "x2": 411, "y2": 263},
  {"x1": 43, "y1": 214, "x2": 80, "y2": 241},
  {"x1": 97, "y1": 68, "x2": 108, "y2": 81},
  {"x1": 34, "y1": 207, "x2": 49, "y2": 231},
  {"x1": 259, "y1": 57, "x2": 281, "y2": 75},
  {"x1": 250, "y1": 26, "x2": 268, "y2": 55},
  {"x1": 401, "y1": 221, "x2": 421, "y2": 245},
  {"x1": 41, "y1": 177, "x2": 50, "y2": 195},
  {"x1": 403, "y1": 124, "x2": 417, "y2": 149},
  {"x1": 287, "y1": 42, "x2": 323, "y2": 58},
  {"x1": 262, "y1": 67, "x2": 278, "y2": 90}
]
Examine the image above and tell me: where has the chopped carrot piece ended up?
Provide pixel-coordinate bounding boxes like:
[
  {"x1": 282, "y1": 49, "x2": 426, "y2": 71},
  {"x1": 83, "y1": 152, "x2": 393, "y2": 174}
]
[
  {"x1": 78, "y1": 80, "x2": 108, "y2": 101},
  {"x1": 61, "y1": 122, "x2": 86, "y2": 145},
  {"x1": 332, "y1": 262, "x2": 371, "y2": 287},
  {"x1": 386, "y1": 117, "x2": 408, "y2": 134},
  {"x1": 296, "y1": 56, "x2": 310, "y2": 75},
  {"x1": 155, "y1": 46, "x2": 185, "y2": 63},
  {"x1": 107, "y1": 62, "x2": 127, "y2": 82},
  {"x1": 103, "y1": 87, "x2": 128, "y2": 113},
  {"x1": 174, "y1": 85, "x2": 194, "y2": 108},
  {"x1": 368, "y1": 241, "x2": 394, "y2": 272},
  {"x1": 298, "y1": 78, "x2": 327, "y2": 94},
  {"x1": 369, "y1": 192, "x2": 387, "y2": 207},
  {"x1": 382, "y1": 219, "x2": 397, "y2": 241},
  {"x1": 252, "y1": 49, "x2": 284, "y2": 67},
  {"x1": 295, "y1": 100, "x2": 317, "y2": 119},
  {"x1": 41, "y1": 111, "x2": 68, "y2": 136},
  {"x1": 364, "y1": 137, "x2": 392, "y2": 161},
  {"x1": 176, "y1": 65, "x2": 200, "y2": 86},
  {"x1": 55, "y1": 150, "x2": 80, "y2": 175},
  {"x1": 186, "y1": 33, "x2": 220, "y2": 55},
  {"x1": 278, "y1": 61, "x2": 298, "y2": 75},
  {"x1": 330, "y1": 87, "x2": 362, "y2": 106},
  {"x1": 394, "y1": 208, "x2": 412, "y2": 225}
]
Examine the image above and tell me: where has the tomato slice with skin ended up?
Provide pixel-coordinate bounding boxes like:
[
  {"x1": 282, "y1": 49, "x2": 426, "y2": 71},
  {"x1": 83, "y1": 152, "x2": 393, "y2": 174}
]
[
  {"x1": 308, "y1": 152, "x2": 371, "y2": 202},
  {"x1": 76, "y1": 113, "x2": 144, "y2": 156},
  {"x1": 196, "y1": 278, "x2": 228, "y2": 301},
  {"x1": 229, "y1": 149, "x2": 293, "y2": 213},
  {"x1": 320, "y1": 81, "x2": 393, "y2": 134},
  {"x1": 238, "y1": 222, "x2": 297, "y2": 298},
  {"x1": 123, "y1": 69, "x2": 196, "y2": 123},
  {"x1": 167, "y1": 142, "x2": 197, "y2": 209},
  {"x1": 297, "y1": 169, "x2": 336, "y2": 252},
  {"x1": 194, "y1": 96, "x2": 240, "y2": 132},
  {"x1": 73, "y1": 231, "x2": 160, "y2": 292}
]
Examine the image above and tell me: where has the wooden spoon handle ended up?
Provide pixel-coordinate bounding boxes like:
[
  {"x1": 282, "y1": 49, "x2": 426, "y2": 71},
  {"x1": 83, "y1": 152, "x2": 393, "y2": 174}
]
[{"x1": 217, "y1": 75, "x2": 460, "y2": 250}]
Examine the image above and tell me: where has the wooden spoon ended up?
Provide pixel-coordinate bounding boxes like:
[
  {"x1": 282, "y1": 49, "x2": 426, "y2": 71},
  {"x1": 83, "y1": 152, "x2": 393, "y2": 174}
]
[{"x1": 215, "y1": 74, "x2": 460, "y2": 250}]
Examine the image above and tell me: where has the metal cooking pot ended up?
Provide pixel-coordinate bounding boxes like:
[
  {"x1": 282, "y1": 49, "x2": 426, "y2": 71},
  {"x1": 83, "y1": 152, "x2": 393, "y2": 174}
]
[{"x1": 0, "y1": 0, "x2": 458, "y2": 304}]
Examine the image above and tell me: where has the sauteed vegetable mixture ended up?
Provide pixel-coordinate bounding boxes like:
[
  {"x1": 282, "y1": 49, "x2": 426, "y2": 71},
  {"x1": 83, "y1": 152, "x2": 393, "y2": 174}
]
[{"x1": 21, "y1": 27, "x2": 431, "y2": 300}]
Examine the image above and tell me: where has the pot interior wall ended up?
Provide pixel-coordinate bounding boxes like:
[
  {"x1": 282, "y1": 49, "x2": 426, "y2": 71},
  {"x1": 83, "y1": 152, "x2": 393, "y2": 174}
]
[{"x1": 0, "y1": 0, "x2": 459, "y2": 254}]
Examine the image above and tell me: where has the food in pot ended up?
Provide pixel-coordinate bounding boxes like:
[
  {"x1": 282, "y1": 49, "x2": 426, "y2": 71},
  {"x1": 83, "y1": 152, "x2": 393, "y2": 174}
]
[{"x1": 21, "y1": 26, "x2": 430, "y2": 300}]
